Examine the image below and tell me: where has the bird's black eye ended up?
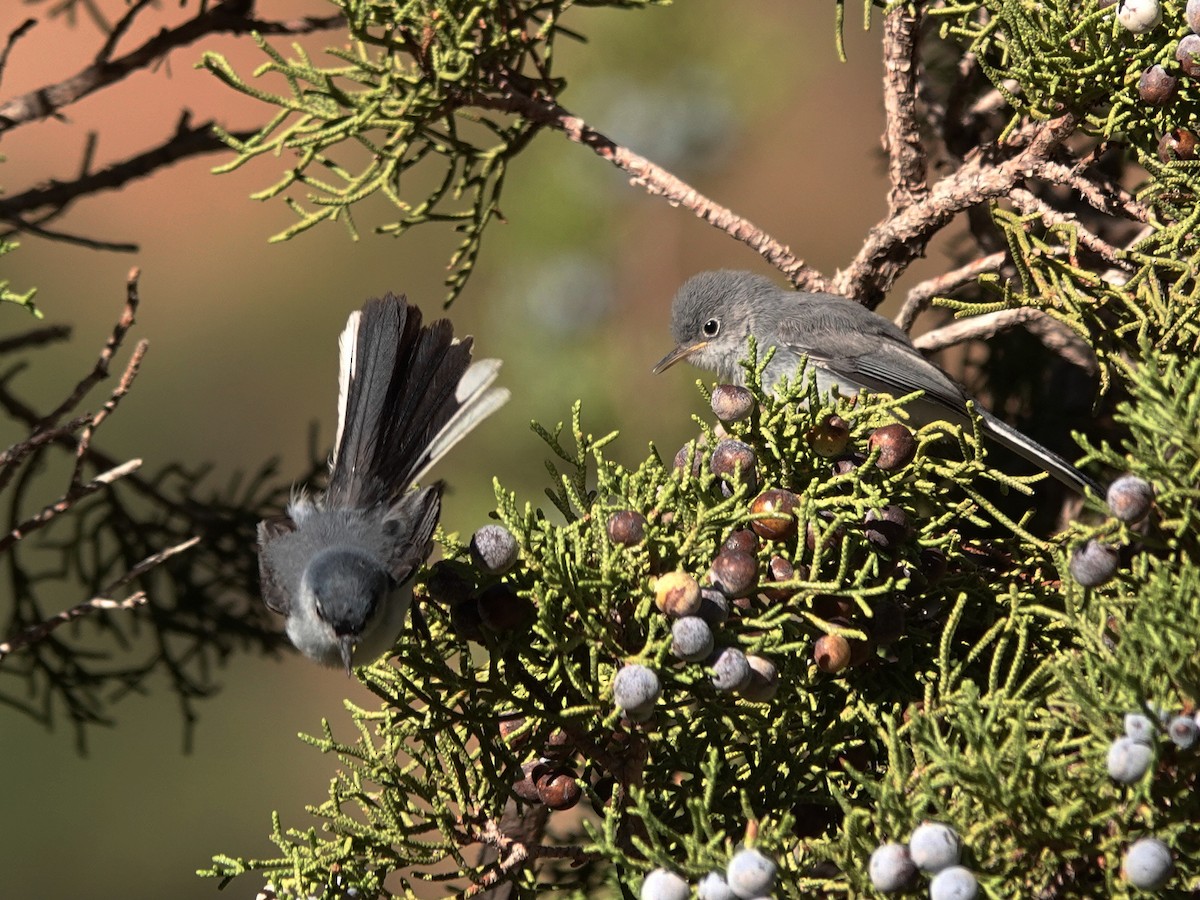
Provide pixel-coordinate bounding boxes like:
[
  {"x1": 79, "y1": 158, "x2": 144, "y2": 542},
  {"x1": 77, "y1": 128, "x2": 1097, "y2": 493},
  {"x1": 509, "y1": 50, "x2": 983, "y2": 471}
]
[{"x1": 702, "y1": 318, "x2": 720, "y2": 337}]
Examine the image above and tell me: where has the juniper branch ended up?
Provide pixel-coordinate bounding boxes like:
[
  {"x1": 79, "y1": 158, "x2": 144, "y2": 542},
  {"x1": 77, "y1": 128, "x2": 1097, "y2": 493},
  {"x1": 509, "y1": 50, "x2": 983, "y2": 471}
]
[
  {"x1": 471, "y1": 79, "x2": 829, "y2": 293},
  {"x1": 834, "y1": 114, "x2": 1079, "y2": 307}
]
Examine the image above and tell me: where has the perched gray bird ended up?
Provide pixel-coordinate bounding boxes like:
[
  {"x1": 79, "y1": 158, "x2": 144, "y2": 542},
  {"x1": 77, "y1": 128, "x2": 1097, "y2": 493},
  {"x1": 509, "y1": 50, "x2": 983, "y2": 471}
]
[
  {"x1": 653, "y1": 269, "x2": 1097, "y2": 494},
  {"x1": 258, "y1": 295, "x2": 509, "y2": 673}
]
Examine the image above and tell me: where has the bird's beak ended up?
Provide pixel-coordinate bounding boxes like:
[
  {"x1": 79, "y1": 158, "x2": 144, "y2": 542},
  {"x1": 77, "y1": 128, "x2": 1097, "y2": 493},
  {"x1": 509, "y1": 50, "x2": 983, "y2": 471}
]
[
  {"x1": 652, "y1": 341, "x2": 707, "y2": 375},
  {"x1": 339, "y1": 635, "x2": 355, "y2": 677}
]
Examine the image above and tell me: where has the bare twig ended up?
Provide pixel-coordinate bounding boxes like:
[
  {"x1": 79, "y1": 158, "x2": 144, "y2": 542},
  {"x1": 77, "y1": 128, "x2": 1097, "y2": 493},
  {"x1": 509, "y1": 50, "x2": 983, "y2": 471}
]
[
  {"x1": 94, "y1": 0, "x2": 155, "y2": 65},
  {"x1": 40, "y1": 268, "x2": 139, "y2": 426},
  {"x1": 914, "y1": 307, "x2": 1041, "y2": 352},
  {"x1": 474, "y1": 82, "x2": 829, "y2": 293},
  {"x1": 0, "y1": 18, "x2": 36, "y2": 88},
  {"x1": 834, "y1": 114, "x2": 1079, "y2": 307},
  {"x1": 0, "y1": 535, "x2": 200, "y2": 661},
  {"x1": 462, "y1": 813, "x2": 599, "y2": 897},
  {"x1": 0, "y1": 1, "x2": 344, "y2": 134},
  {"x1": 1034, "y1": 160, "x2": 1155, "y2": 225},
  {"x1": 102, "y1": 535, "x2": 201, "y2": 595},
  {"x1": 0, "y1": 380, "x2": 193, "y2": 518},
  {"x1": 913, "y1": 306, "x2": 1096, "y2": 373},
  {"x1": 896, "y1": 250, "x2": 1008, "y2": 331},
  {"x1": 0, "y1": 271, "x2": 185, "y2": 514},
  {"x1": 0, "y1": 412, "x2": 91, "y2": 477},
  {"x1": 71, "y1": 338, "x2": 148, "y2": 484},
  {"x1": 0, "y1": 458, "x2": 142, "y2": 554},
  {"x1": 0, "y1": 213, "x2": 137, "y2": 252},
  {"x1": 0, "y1": 116, "x2": 256, "y2": 244},
  {"x1": 881, "y1": 5, "x2": 928, "y2": 212},
  {"x1": 0, "y1": 592, "x2": 147, "y2": 662},
  {"x1": 1009, "y1": 187, "x2": 1131, "y2": 268}
]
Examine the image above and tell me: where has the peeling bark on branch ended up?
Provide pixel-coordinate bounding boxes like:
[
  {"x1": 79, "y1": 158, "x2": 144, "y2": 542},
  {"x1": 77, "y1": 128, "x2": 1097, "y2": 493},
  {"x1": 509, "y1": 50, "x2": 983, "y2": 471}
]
[
  {"x1": 475, "y1": 83, "x2": 830, "y2": 293},
  {"x1": 834, "y1": 115, "x2": 1080, "y2": 307}
]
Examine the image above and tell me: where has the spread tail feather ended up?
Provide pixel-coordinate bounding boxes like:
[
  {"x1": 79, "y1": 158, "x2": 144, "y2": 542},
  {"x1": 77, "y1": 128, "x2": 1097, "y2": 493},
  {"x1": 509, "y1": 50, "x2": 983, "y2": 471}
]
[
  {"x1": 332, "y1": 310, "x2": 362, "y2": 469},
  {"x1": 413, "y1": 357, "x2": 510, "y2": 486},
  {"x1": 327, "y1": 294, "x2": 507, "y2": 508}
]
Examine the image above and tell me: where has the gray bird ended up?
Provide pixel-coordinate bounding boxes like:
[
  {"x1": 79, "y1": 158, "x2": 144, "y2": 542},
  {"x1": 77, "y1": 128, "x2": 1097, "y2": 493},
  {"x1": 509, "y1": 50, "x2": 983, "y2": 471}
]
[
  {"x1": 653, "y1": 269, "x2": 1097, "y2": 494},
  {"x1": 257, "y1": 295, "x2": 509, "y2": 674}
]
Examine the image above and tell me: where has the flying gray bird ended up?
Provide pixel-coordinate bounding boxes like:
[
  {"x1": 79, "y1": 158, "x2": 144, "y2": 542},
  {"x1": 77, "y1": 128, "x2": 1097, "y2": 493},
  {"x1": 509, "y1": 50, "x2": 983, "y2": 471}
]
[
  {"x1": 653, "y1": 269, "x2": 1097, "y2": 494},
  {"x1": 258, "y1": 295, "x2": 509, "y2": 673}
]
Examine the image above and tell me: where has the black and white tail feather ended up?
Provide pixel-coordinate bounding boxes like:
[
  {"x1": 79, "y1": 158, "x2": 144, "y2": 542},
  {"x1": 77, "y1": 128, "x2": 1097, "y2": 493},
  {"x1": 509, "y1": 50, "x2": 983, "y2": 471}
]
[{"x1": 257, "y1": 294, "x2": 509, "y2": 674}]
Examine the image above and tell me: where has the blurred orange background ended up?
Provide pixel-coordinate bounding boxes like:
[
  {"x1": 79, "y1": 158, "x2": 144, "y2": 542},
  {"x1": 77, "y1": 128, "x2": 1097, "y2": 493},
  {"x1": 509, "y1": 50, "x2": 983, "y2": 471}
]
[{"x1": 0, "y1": 2, "x2": 953, "y2": 896}]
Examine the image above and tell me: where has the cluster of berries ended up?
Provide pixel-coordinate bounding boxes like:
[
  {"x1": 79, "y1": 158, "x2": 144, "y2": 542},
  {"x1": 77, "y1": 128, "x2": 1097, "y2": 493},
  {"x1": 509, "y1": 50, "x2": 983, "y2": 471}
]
[
  {"x1": 1107, "y1": 707, "x2": 1199, "y2": 783},
  {"x1": 692, "y1": 387, "x2": 931, "y2": 672},
  {"x1": 1117, "y1": 0, "x2": 1200, "y2": 160},
  {"x1": 427, "y1": 523, "x2": 534, "y2": 641},
  {"x1": 640, "y1": 847, "x2": 777, "y2": 900},
  {"x1": 1068, "y1": 475, "x2": 1155, "y2": 587},
  {"x1": 505, "y1": 726, "x2": 584, "y2": 814},
  {"x1": 869, "y1": 823, "x2": 977, "y2": 899},
  {"x1": 696, "y1": 385, "x2": 916, "y2": 481},
  {"x1": 1104, "y1": 708, "x2": 1188, "y2": 890}
]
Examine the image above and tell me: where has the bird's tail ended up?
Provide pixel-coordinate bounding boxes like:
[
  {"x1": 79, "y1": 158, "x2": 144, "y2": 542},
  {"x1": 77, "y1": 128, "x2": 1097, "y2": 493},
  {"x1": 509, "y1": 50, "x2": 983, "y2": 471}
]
[
  {"x1": 327, "y1": 294, "x2": 509, "y2": 508},
  {"x1": 977, "y1": 407, "x2": 1099, "y2": 496}
]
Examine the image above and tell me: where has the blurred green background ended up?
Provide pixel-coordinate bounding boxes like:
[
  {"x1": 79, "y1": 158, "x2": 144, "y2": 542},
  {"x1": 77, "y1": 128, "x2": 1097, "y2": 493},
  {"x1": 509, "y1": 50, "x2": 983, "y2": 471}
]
[{"x1": 0, "y1": 2, "x2": 954, "y2": 896}]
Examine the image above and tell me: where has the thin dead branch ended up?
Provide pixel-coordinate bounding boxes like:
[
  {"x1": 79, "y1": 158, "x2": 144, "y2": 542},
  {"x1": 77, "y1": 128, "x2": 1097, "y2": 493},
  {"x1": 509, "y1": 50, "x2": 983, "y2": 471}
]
[
  {"x1": 0, "y1": 534, "x2": 200, "y2": 661},
  {"x1": 897, "y1": 250, "x2": 1008, "y2": 331},
  {"x1": 0, "y1": 18, "x2": 36, "y2": 87},
  {"x1": 0, "y1": 1, "x2": 343, "y2": 134},
  {"x1": 41, "y1": 267, "x2": 140, "y2": 426},
  {"x1": 0, "y1": 115, "x2": 256, "y2": 237},
  {"x1": 474, "y1": 81, "x2": 829, "y2": 293},
  {"x1": 1034, "y1": 160, "x2": 1155, "y2": 225},
  {"x1": 833, "y1": 114, "x2": 1079, "y2": 307},
  {"x1": 914, "y1": 306, "x2": 1097, "y2": 374},
  {"x1": 1009, "y1": 187, "x2": 1131, "y2": 268},
  {"x1": 0, "y1": 457, "x2": 142, "y2": 554}
]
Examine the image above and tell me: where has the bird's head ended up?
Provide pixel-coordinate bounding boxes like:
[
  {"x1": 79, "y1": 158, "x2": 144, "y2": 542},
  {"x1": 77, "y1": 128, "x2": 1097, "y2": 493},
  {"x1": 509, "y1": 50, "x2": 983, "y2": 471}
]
[
  {"x1": 294, "y1": 546, "x2": 392, "y2": 675},
  {"x1": 653, "y1": 270, "x2": 778, "y2": 382}
]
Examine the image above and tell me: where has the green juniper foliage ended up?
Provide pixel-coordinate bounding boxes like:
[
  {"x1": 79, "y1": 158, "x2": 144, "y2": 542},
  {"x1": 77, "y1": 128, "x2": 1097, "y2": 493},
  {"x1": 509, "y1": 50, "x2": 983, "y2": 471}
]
[
  {"x1": 204, "y1": 345, "x2": 1200, "y2": 897},
  {"x1": 842, "y1": 0, "x2": 1200, "y2": 393},
  {"x1": 197, "y1": 0, "x2": 1200, "y2": 896},
  {"x1": 0, "y1": 240, "x2": 39, "y2": 317},
  {"x1": 938, "y1": 0, "x2": 1200, "y2": 369},
  {"x1": 200, "y1": 0, "x2": 665, "y2": 302}
]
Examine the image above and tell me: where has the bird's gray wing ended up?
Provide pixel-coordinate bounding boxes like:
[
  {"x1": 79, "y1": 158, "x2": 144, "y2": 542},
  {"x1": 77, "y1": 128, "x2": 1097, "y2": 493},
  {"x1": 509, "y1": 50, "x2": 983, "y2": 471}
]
[
  {"x1": 777, "y1": 294, "x2": 972, "y2": 421},
  {"x1": 257, "y1": 515, "x2": 298, "y2": 615},
  {"x1": 382, "y1": 485, "x2": 443, "y2": 585},
  {"x1": 776, "y1": 293, "x2": 1097, "y2": 493}
]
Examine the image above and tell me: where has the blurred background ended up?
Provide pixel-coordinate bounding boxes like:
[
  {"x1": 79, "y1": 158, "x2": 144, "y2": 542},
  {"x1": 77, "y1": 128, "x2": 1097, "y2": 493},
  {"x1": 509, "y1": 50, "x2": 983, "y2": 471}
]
[{"x1": 0, "y1": 1, "x2": 960, "y2": 896}]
